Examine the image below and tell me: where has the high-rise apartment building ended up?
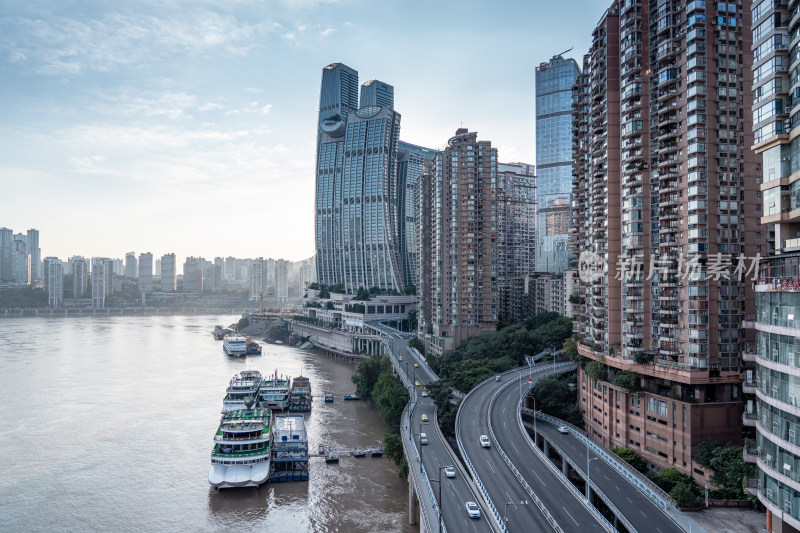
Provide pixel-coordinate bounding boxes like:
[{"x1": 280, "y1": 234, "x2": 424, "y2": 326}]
[
  {"x1": 154, "y1": 258, "x2": 161, "y2": 278},
  {"x1": 398, "y1": 141, "x2": 437, "y2": 289},
  {"x1": 535, "y1": 54, "x2": 580, "y2": 274},
  {"x1": 314, "y1": 63, "x2": 404, "y2": 293},
  {"x1": 91, "y1": 257, "x2": 112, "y2": 309},
  {"x1": 43, "y1": 257, "x2": 63, "y2": 308},
  {"x1": 417, "y1": 129, "x2": 498, "y2": 355},
  {"x1": 138, "y1": 252, "x2": 153, "y2": 293},
  {"x1": 71, "y1": 256, "x2": 89, "y2": 298},
  {"x1": 573, "y1": 0, "x2": 761, "y2": 478},
  {"x1": 496, "y1": 162, "x2": 538, "y2": 322},
  {"x1": 747, "y1": 2, "x2": 800, "y2": 530},
  {"x1": 161, "y1": 253, "x2": 177, "y2": 293},
  {"x1": 26, "y1": 229, "x2": 40, "y2": 282},
  {"x1": 183, "y1": 257, "x2": 203, "y2": 294},
  {"x1": 275, "y1": 259, "x2": 290, "y2": 303},
  {"x1": 0, "y1": 227, "x2": 14, "y2": 282},
  {"x1": 125, "y1": 252, "x2": 137, "y2": 279}
]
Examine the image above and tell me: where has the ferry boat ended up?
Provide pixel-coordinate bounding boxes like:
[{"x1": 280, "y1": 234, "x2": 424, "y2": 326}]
[
  {"x1": 258, "y1": 371, "x2": 291, "y2": 410},
  {"x1": 208, "y1": 401, "x2": 272, "y2": 489},
  {"x1": 289, "y1": 375, "x2": 312, "y2": 412},
  {"x1": 223, "y1": 335, "x2": 248, "y2": 357},
  {"x1": 245, "y1": 338, "x2": 262, "y2": 356},
  {"x1": 222, "y1": 370, "x2": 263, "y2": 413}
]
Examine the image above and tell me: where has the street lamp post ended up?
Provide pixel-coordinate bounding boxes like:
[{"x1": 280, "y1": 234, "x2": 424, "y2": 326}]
[
  {"x1": 429, "y1": 465, "x2": 453, "y2": 533},
  {"x1": 586, "y1": 447, "x2": 599, "y2": 499}
]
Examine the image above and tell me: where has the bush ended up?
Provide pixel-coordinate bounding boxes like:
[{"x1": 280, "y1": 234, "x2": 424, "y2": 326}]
[
  {"x1": 612, "y1": 447, "x2": 647, "y2": 473},
  {"x1": 585, "y1": 361, "x2": 608, "y2": 382},
  {"x1": 671, "y1": 483, "x2": 698, "y2": 508},
  {"x1": 612, "y1": 370, "x2": 640, "y2": 391}
]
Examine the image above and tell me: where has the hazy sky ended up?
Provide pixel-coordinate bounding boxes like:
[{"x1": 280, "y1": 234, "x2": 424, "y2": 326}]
[{"x1": 0, "y1": 0, "x2": 609, "y2": 264}]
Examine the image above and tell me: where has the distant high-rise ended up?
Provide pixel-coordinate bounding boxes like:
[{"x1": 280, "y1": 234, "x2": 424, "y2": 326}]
[
  {"x1": 125, "y1": 252, "x2": 137, "y2": 279},
  {"x1": 315, "y1": 63, "x2": 404, "y2": 293},
  {"x1": 535, "y1": 54, "x2": 580, "y2": 273},
  {"x1": 154, "y1": 258, "x2": 161, "y2": 278},
  {"x1": 0, "y1": 227, "x2": 13, "y2": 281},
  {"x1": 26, "y1": 229, "x2": 40, "y2": 282},
  {"x1": 71, "y1": 257, "x2": 89, "y2": 298},
  {"x1": 91, "y1": 257, "x2": 112, "y2": 309},
  {"x1": 183, "y1": 257, "x2": 203, "y2": 294},
  {"x1": 43, "y1": 257, "x2": 63, "y2": 308},
  {"x1": 138, "y1": 253, "x2": 153, "y2": 293},
  {"x1": 418, "y1": 129, "x2": 498, "y2": 354},
  {"x1": 275, "y1": 259, "x2": 290, "y2": 303},
  {"x1": 397, "y1": 141, "x2": 436, "y2": 289},
  {"x1": 161, "y1": 253, "x2": 177, "y2": 293}
]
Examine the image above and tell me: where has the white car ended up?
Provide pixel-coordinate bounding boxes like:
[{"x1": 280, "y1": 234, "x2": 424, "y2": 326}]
[
  {"x1": 557, "y1": 425, "x2": 569, "y2": 434},
  {"x1": 444, "y1": 466, "x2": 456, "y2": 478},
  {"x1": 422, "y1": 390, "x2": 429, "y2": 397},
  {"x1": 465, "y1": 501, "x2": 481, "y2": 519},
  {"x1": 479, "y1": 435, "x2": 491, "y2": 448}
]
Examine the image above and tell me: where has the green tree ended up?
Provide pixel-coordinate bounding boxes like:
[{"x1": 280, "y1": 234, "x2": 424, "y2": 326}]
[
  {"x1": 382, "y1": 432, "x2": 408, "y2": 478},
  {"x1": 612, "y1": 370, "x2": 640, "y2": 391},
  {"x1": 585, "y1": 361, "x2": 608, "y2": 382},
  {"x1": 409, "y1": 337, "x2": 425, "y2": 355},
  {"x1": 371, "y1": 372, "x2": 408, "y2": 433},
  {"x1": 612, "y1": 447, "x2": 647, "y2": 473},
  {"x1": 237, "y1": 316, "x2": 250, "y2": 330},
  {"x1": 670, "y1": 483, "x2": 698, "y2": 508},
  {"x1": 325, "y1": 301, "x2": 334, "y2": 310},
  {"x1": 329, "y1": 283, "x2": 345, "y2": 294},
  {"x1": 530, "y1": 375, "x2": 584, "y2": 427},
  {"x1": 650, "y1": 469, "x2": 694, "y2": 493},
  {"x1": 352, "y1": 356, "x2": 384, "y2": 400},
  {"x1": 355, "y1": 287, "x2": 371, "y2": 301},
  {"x1": 402, "y1": 284, "x2": 416, "y2": 295}
]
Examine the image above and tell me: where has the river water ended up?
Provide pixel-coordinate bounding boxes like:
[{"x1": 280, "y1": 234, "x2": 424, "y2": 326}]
[{"x1": 0, "y1": 315, "x2": 416, "y2": 533}]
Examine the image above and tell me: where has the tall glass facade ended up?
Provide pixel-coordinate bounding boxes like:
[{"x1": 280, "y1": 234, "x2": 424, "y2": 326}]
[
  {"x1": 397, "y1": 141, "x2": 435, "y2": 289},
  {"x1": 535, "y1": 55, "x2": 579, "y2": 273},
  {"x1": 315, "y1": 63, "x2": 405, "y2": 293}
]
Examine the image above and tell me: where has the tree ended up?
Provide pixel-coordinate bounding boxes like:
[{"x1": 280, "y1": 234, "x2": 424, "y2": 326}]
[
  {"x1": 383, "y1": 433, "x2": 408, "y2": 478},
  {"x1": 530, "y1": 375, "x2": 583, "y2": 427},
  {"x1": 352, "y1": 356, "x2": 383, "y2": 400},
  {"x1": 650, "y1": 469, "x2": 694, "y2": 493},
  {"x1": 325, "y1": 301, "x2": 334, "y2": 310},
  {"x1": 670, "y1": 483, "x2": 698, "y2": 508},
  {"x1": 355, "y1": 287, "x2": 371, "y2": 301},
  {"x1": 371, "y1": 372, "x2": 408, "y2": 433},
  {"x1": 237, "y1": 316, "x2": 250, "y2": 330},
  {"x1": 585, "y1": 361, "x2": 608, "y2": 382},
  {"x1": 402, "y1": 284, "x2": 416, "y2": 295},
  {"x1": 329, "y1": 283, "x2": 345, "y2": 294},
  {"x1": 612, "y1": 370, "x2": 640, "y2": 391},
  {"x1": 409, "y1": 337, "x2": 425, "y2": 355},
  {"x1": 612, "y1": 447, "x2": 647, "y2": 473}
]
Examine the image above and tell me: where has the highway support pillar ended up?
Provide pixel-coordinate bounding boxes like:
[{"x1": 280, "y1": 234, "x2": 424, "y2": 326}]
[
  {"x1": 408, "y1": 474, "x2": 417, "y2": 525},
  {"x1": 543, "y1": 440, "x2": 550, "y2": 457},
  {"x1": 562, "y1": 459, "x2": 569, "y2": 477}
]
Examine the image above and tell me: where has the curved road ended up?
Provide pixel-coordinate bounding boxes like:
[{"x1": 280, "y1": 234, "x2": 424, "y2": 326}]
[
  {"x1": 531, "y1": 418, "x2": 683, "y2": 533},
  {"x1": 459, "y1": 366, "x2": 608, "y2": 532},
  {"x1": 387, "y1": 336, "x2": 496, "y2": 533}
]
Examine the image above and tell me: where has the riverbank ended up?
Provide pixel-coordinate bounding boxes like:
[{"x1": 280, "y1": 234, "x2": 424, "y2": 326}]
[{"x1": 0, "y1": 307, "x2": 257, "y2": 318}]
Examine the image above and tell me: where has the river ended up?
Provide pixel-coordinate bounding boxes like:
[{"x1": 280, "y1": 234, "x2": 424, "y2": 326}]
[{"x1": 0, "y1": 315, "x2": 416, "y2": 533}]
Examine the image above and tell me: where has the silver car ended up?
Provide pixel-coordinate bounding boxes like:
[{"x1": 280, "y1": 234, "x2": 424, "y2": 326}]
[{"x1": 465, "y1": 501, "x2": 480, "y2": 519}]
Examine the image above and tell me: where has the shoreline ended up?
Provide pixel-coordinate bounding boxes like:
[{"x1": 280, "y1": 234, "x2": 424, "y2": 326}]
[{"x1": 0, "y1": 308, "x2": 257, "y2": 318}]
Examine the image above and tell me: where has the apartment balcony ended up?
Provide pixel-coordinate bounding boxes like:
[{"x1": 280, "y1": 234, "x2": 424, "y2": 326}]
[
  {"x1": 744, "y1": 379, "x2": 758, "y2": 395},
  {"x1": 743, "y1": 411, "x2": 757, "y2": 427},
  {"x1": 744, "y1": 477, "x2": 758, "y2": 497},
  {"x1": 742, "y1": 345, "x2": 756, "y2": 362}
]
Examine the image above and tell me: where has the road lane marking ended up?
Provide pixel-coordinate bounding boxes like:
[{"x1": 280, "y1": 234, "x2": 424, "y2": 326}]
[
  {"x1": 562, "y1": 507, "x2": 580, "y2": 526},
  {"x1": 488, "y1": 462, "x2": 496, "y2": 474},
  {"x1": 511, "y1": 441, "x2": 520, "y2": 455}
]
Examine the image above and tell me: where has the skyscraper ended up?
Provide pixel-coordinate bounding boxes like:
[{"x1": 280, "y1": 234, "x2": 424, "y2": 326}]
[
  {"x1": 125, "y1": 252, "x2": 137, "y2": 279},
  {"x1": 91, "y1": 257, "x2": 112, "y2": 309},
  {"x1": 418, "y1": 129, "x2": 498, "y2": 354},
  {"x1": 43, "y1": 257, "x2": 63, "y2": 308},
  {"x1": 0, "y1": 227, "x2": 13, "y2": 282},
  {"x1": 275, "y1": 259, "x2": 289, "y2": 303},
  {"x1": 26, "y1": 229, "x2": 40, "y2": 282},
  {"x1": 572, "y1": 1, "x2": 761, "y2": 478},
  {"x1": 183, "y1": 257, "x2": 203, "y2": 294},
  {"x1": 314, "y1": 63, "x2": 404, "y2": 294},
  {"x1": 360, "y1": 80, "x2": 394, "y2": 108},
  {"x1": 397, "y1": 141, "x2": 436, "y2": 289},
  {"x1": 71, "y1": 256, "x2": 89, "y2": 298},
  {"x1": 138, "y1": 252, "x2": 153, "y2": 293},
  {"x1": 535, "y1": 54, "x2": 580, "y2": 274},
  {"x1": 161, "y1": 253, "x2": 177, "y2": 293},
  {"x1": 747, "y1": 2, "x2": 800, "y2": 530}
]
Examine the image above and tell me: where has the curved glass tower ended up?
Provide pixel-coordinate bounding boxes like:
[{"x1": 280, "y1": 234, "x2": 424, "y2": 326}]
[{"x1": 315, "y1": 63, "x2": 403, "y2": 293}]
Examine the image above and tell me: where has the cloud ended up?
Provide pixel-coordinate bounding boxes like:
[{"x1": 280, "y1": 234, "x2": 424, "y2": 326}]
[
  {"x1": 95, "y1": 89, "x2": 198, "y2": 119},
  {"x1": 261, "y1": 104, "x2": 272, "y2": 114},
  {"x1": 0, "y1": 11, "x2": 280, "y2": 75},
  {"x1": 283, "y1": 32, "x2": 296, "y2": 40},
  {"x1": 319, "y1": 28, "x2": 335, "y2": 37},
  {"x1": 199, "y1": 102, "x2": 224, "y2": 111}
]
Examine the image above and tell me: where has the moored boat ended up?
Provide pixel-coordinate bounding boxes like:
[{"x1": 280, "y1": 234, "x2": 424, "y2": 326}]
[
  {"x1": 208, "y1": 401, "x2": 271, "y2": 489},
  {"x1": 223, "y1": 334, "x2": 248, "y2": 357},
  {"x1": 222, "y1": 370, "x2": 263, "y2": 413},
  {"x1": 245, "y1": 338, "x2": 262, "y2": 355},
  {"x1": 258, "y1": 371, "x2": 291, "y2": 410}
]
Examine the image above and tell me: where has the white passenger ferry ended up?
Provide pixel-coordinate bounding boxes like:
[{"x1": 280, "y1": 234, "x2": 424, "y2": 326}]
[
  {"x1": 208, "y1": 400, "x2": 271, "y2": 489},
  {"x1": 223, "y1": 335, "x2": 248, "y2": 357},
  {"x1": 258, "y1": 371, "x2": 292, "y2": 411},
  {"x1": 222, "y1": 370, "x2": 262, "y2": 413}
]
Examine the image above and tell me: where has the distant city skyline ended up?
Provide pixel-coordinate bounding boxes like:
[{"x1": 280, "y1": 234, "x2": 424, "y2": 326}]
[{"x1": 0, "y1": 0, "x2": 609, "y2": 261}]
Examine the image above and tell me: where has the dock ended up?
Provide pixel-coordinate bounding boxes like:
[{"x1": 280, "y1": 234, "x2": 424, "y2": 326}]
[
  {"x1": 313, "y1": 444, "x2": 383, "y2": 460},
  {"x1": 269, "y1": 415, "x2": 309, "y2": 482}
]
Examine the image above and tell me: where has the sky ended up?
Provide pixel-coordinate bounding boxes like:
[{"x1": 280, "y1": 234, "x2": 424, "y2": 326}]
[{"x1": 0, "y1": 0, "x2": 610, "y2": 265}]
